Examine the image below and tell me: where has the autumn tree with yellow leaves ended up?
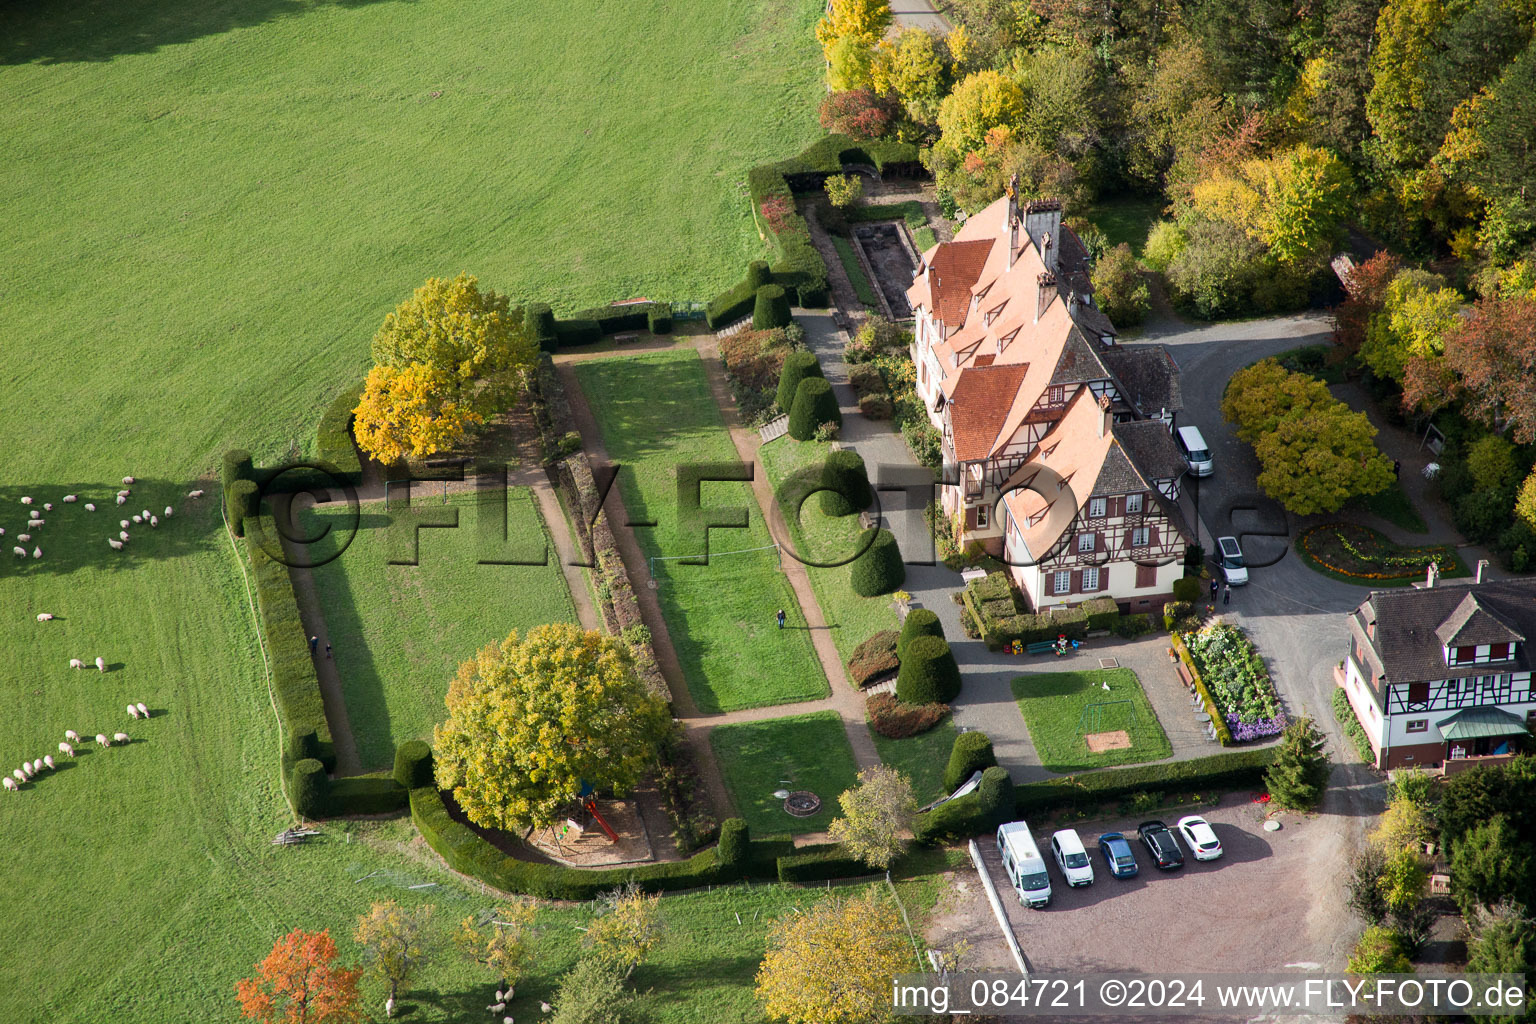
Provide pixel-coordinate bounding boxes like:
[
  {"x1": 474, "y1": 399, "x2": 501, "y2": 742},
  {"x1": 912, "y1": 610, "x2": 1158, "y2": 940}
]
[
  {"x1": 827, "y1": 765, "x2": 916, "y2": 870},
  {"x1": 352, "y1": 272, "x2": 538, "y2": 464},
  {"x1": 455, "y1": 900, "x2": 537, "y2": 996},
  {"x1": 353, "y1": 901, "x2": 435, "y2": 1018},
  {"x1": 432, "y1": 623, "x2": 671, "y2": 834},
  {"x1": 816, "y1": 0, "x2": 891, "y2": 90},
  {"x1": 756, "y1": 888, "x2": 914, "y2": 1024}
]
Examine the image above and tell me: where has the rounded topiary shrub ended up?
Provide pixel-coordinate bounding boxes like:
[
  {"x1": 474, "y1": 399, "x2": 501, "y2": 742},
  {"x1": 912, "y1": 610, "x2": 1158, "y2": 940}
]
[
  {"x1": 896, "y1": 635, "x2": 960, "y2": 705},
  {"x1": 291, "y1": 758, "x2": 329, "y2": 819},
  {"x1": 944, "y1": 730, "x2": 996, "y2": 792},
  {"x1": 776, "y1": 350, "x2": 823, "y2": 414},
  {"x1": 746, "y1": 260, "x2": 772, "y2": 290},
  {"x1": 850, "y1": 527, "x2": 904, "y2": 597},
  {"x1": 977, "y1": 765, "x2": 1014, "y2": 823},
  {"x1": 898, "y1": 608, "x2": 945, "y2": 660},
  {"x1": 647, "y1": 304, "x2": 673, "y2": 335},
  {"x1": 226, "y1": 478, "x2": 259, "y2": 538},
  {"x1": 788, "y1": 376, "x2": 841, "y2": 441},
  {"x1": 717, "y1": 818, "x2": 749, "y2": 872},
  {"x1": 819, "y1": 449, "x2": 873, "y2": 516},
  {"x1": 1171, "y1": 575, "x2": 1203, "y2": 603},
  {"x1": 393, "y1": 739, "x2": 434, "y2": 790},
  {"x1": 753, "y1": 284, "x2": 792, "y2": 330},
  {"x1": 526, "y1": 302, "x2": 558, "y2": 351},
  {"x1": 222, "y1": 449, "x2": 254, "y2": 490}
]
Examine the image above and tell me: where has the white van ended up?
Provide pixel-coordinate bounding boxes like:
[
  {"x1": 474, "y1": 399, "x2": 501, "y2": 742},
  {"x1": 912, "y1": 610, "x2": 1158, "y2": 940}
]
[
  {"x1": 1050, "y1": 828, "x2": 1095, "y2": 887},
  {"x1": 1176, "y1": 426, "x2": 1213, "y2": 477},
  {"x1": 997, "y1": 821, "x2": 1052, "y2": 908}
]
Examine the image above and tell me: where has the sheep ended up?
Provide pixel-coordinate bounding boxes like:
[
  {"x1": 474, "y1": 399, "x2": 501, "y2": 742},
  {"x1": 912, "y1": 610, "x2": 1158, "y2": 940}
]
[
  {"x1": 119, "y1": 531, "x2": 130, "y2": 542},
  {"x1": 21, "y1": 763, "x2": 33, "y2": 779},
  {"x1": 58, "y1": 742, "x2": 74, "y2": 757},
  {"x1": 43, "y1": 755, "x2": 54, "y2": 770},
  {"x1": 12, "y1": 547, "x2": 25, "y2": 558},
  {"x1": 136, "y1": 702, "x2": 148, "y2": 718},
  {"x1": 11, "y1": 769, "x2": 23, "y2": 783},
  {"x1": 107, "y1": 539, "x2": 123, "y2": 551},
  {"x1": 0, "y1": 526, "x2": 4, "y2": 535},
  {"x1": 150, "y1": 516, "x2": 159, "y2": 528},
  {"x1": 64, "y1": 730, "x2": 78, "y2": 743},
  {"x1": 131, "y1": 515, "x2": 142, "y2": 524},
  {"x1": 20, "y1": 496, "x2": 32, "y2": 505},
  {"x1": 42, "y1": 503, "x2": 52, "y2": 511},
  {"x1": 121, "y1": 519, "x2": 130, "y2": 528},
  {"x1": 36, "y1": 613, "x2": 53, "y2": 622},
  {"x1": 32, "y1": 759, "x2": 43, "y2": 773},
  {"x1": 141, "y1": 509, "x2": 151, "y2": 520},
  {"x1": 113, "y1": 732, "x2": 129, "y2": 744},
  {"x1": 63, "y1": 495, "x2": 77, "y2": 503},
  {"x1": 18, "y1": 534, "x2": 30, "y2": 543},
  {"x1": 116, "y1": 495, "x2": 126, "y2": 505},
  {"x1": 127, "y1": 704, "x2": 140, "y2": 719},
  {"x1": 32, "y1": 547, "x2": 41, "y2": 559},
  {"x1": 69, "y1": 658, "x2": 84, "y2": 669},
  {"x1": 96, "y1": 733, "x2": 110, "y2": 747},
  {"x1": 27, "y1": 519, "x2": 44, "y2": 529},
  {"x1": 84, "y1": 503, "x2": 95, "y2": 511},
  {"x1": 123, "y1": 476, "x2": 135, "y2": 485},
  {"x1": 188, "y1": 489, "x2": 204, "y2": 499},
  {"x1": 95, "y1": 656, "x2": 106, "y2": 672},
  {"x1": 164, "y1": 506, "x2": 173, "y2": 517},
  {"x1": 117, "y1": 489, "x2": 130, "y2": 498},
  {"x1": 2, "y1": 777, "x2": 15, "y2": 792}
]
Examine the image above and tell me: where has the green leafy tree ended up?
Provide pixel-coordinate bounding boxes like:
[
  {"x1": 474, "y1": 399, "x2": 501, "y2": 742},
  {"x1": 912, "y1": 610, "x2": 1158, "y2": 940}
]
[
  {"x1": 432, "y1": 623, "x2": 671, "y2": 834},
  {"x1": 1090, "y1": 243, "x2": 1150, "y2": 327},
  {"x1": 454, "y1": 901, "x2": 537, "y2": 993},
  {"x1": 1346, "y1": 845, "x2": 1389, "y2": 924},
  {"x1": 1253, "y1": 403, "x2": 1395, "y2": 515},
  {"x1": 1366, "y1": 0, "x2": 1453, "y2": 170},
  {"x1": 1516, "y1": 470, "x2": 1536, "y2": 531},
  {"x1": 824, "y1": 174, "x2": 864, "y2": 208},
  {"x1": 1163, "y1": 216, "x2": 1270, "y2": 318},
  {"x1": 1347, "y1": 925, "x2": 1413, "y2": 973},
  {"x1": 873, "y1": 27, "x2": 950, "y2": 124},
  {"x1": 1372, "y1": 797, "x2": 1435, "y2": 854},
  {"x1": 756, "y1": 889, "x2": 913, "y2": 1024},
  {"x1": 585, "y1": 883, "x2": 663, "y2": 980},
  {"x1": 1221, "y1": 359, "x2": 1335, "y2": 444},
  {"x1": 1359, "y1": 270, "x2": 1463, "y2": 382},
  {"x1": 1296, "y1": 0, "x2": 1386, "y2": 161},
  {"x1": 354, "y1": 901, "x2": 435, "y2": 1018},
  {"x1": 1466, "y1": 900, "x2": 1536, "y2": 1024},
  {"x1": 1450, "y1": 815, "x2": 1534, "y2": 917},
  {"x1": 936, "y1": 70, "x2": 1026, "y2": 156},
  {"x1": 1468, "y1": 435, "x2": 1521, "y2": 491},
  {"x1": 1264, "y1": 716, "x2": 1331, "y2": 810},
  {"x1": 1377, "y1": 848, "x2": 1429, "y2": 915},
  {"x1": 828, "y1": 765, "x2": 918, "y2": 869},
  {"x1": 827, "y1": 33, "x2": 879, "y2": 92},
  {"x1": 1253, "y1": 146, "x2": 1355, "y2": 266},
  {"x1": 550, "y1": 957, "x2": 629, "y2": 1024}
]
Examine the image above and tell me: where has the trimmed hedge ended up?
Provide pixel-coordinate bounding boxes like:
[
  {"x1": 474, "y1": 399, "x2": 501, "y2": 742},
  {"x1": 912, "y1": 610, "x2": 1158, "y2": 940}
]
[
  {"x1": 778, "y1": 844, "x2": 873, "y2": 883},
  {"x1": 753, "y1": 284, "x2": 792, "y2": 330},
  {"x1": 788, "y1": 376, "x2": 840, "y2": 441},
  {"x1": 316, "y1": 383, "x2": 365, "y2": 487},
  {"x1": 897, "y1": 608, "x2": 944, "y2": 660},
  {"x1": 292, "y1": 759, "x2": 328, "y2": 819},
  {"x1": 819, "y1": 449, "x2": 873, "y2": 517},
  {"x1": 222, "y1": 449, "x2": 253, "y2": 491},
  {"x1": 848, "y1": 629, "x2": 899, "y2": 687},
  {"x1": 777, "y1": 350, "x2": 824, "y2": 421},
  {"x1": 647, "y1": 304, "x2": 673, "y2": 335},
  {"x1": 554, "y1": 318, "x2": 601, "y2": 347},
  {"x1": 1081, "y1": 596, "x2": 1119, "y2": 632},
  {"x1": 328, "y1": 773, "x2": 409, "y2": 817},
  {"x1": 226, "y1": 478, "x2": 258, "y2": 538},
  {"x1": 978, "y1": 765, "x2": 1014, "y2": 818},
  {"x1": 1011, "y1": 748, "x2": 1277, "y2": 816},
  {"x1": 706, "y1": 278, "x2": 760, "y2": 330},
  {"x1": 850, "y1": 526, "x2": 904, "y2": 596},
  {"x1": 747, "y1": 260, "x2": 772, "y2": 290},
  {"x1": 944, "y1": 731, "x2": 996, "y2": 792},
  {"x1": 527, "y1": 302, "x2": 558, "y2": 351},
  {"x1": 1170, "y1": 632, "x2": 1235, "y2": 745},
  {"x1": 866, "y1": 693, "x2": 949, "y2": 738},
  {"x1": 1171, "y1": 576, "x2": 1204, "y2": 603},
  {"x1": 913, "y1": 790, "x2": 989, "y2": 844},
  {"x1": 393, "y1": 739, "x2": 434, "y2": 790},
  {"x1": 717, "y1": 818, "x2": 749, "y2": 874},
  {"x1": 896, "y1": 635, "x2": 960, "y2": 704}
]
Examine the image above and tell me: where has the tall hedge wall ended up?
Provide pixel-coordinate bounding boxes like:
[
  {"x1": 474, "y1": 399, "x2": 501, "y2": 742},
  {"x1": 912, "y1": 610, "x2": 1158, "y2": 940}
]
[{"x1": 316, "y1": 383, "x2": 365, "y2": 487}]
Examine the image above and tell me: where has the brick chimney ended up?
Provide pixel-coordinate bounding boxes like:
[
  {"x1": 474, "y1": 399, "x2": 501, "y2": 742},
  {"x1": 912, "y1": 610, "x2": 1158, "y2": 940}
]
[
  {"x1": 1035, "y1": 272, "x2": 1055, "y2": 323},
  {"x1": 1476, "y1": 558, "x2": 1489, "y2": 584},
  {"x1": 1024, "y1": 198, "x2": 1062, "y2": 275},
  {"x1": 1006, "y1": 173, "x2": 1021, "y2": 270},
  {"x1": 1098, "y1": 393, "x2": 1112, "y2": 437}
]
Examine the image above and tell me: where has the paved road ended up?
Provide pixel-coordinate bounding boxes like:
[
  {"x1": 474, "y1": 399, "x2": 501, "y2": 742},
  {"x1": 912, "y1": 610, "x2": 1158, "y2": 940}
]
[{"x1": 888, "y1": 0, "x2": 950, "y2": 34}]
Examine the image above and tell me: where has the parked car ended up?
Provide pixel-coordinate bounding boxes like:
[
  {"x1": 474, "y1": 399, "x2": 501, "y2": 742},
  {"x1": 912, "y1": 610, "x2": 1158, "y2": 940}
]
[
  {"x1": 1050, "y1": 828, "x2": 1095, "y2": 887},
  {"x1": 1138, "y1": 820, "x2": 1184, "y2": 870},
  {"x1": 1216, "y1": 535, "x2": 1249, "y2": 586},
  {"x1": 1097, "y1": 832, "x2": 1139, "y2": 878},
  {"x1": 997, "y1": 821, "x2": 1052, "y2": 908},
  {"x1": 1176, "y1": 426, "x2": 1213, "y2": 477},
  {"x1": 1176, "y1": 815, "x2": 1224, "y2": 861}
]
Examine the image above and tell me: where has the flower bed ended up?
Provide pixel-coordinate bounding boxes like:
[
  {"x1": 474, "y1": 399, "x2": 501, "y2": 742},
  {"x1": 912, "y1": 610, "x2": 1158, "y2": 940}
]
[
  {"x1": 1298, "y1": 523, "x2": 1460, "y2": 582},
  {"x1": 1182, "y1": 624, "x2": 1284, "y2": 740}
]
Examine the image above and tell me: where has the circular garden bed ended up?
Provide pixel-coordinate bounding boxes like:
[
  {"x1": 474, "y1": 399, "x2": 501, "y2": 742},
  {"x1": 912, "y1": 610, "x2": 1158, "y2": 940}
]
[{"x1": 1296, "y1": 523, "x2": 1465, "y2": 585}]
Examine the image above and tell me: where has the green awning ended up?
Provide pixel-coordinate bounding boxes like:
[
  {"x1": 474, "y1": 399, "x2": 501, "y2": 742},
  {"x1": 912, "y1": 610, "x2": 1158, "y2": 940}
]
[{"x1": 1439, "y1": 706, "x2": 1531, "y2": 741}]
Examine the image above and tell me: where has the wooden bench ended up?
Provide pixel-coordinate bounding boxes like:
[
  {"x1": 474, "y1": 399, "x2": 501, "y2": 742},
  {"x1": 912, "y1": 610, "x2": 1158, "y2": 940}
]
[
  {"x1": 1025, "y1": 640, "x2": 1056, "y2": 655},
  {"x1": 614, "y1": 332, "x2": 641, "y2": 345},
  {"x1": 1174, "y1": 662, "x2": 1194, "y2": 688}
]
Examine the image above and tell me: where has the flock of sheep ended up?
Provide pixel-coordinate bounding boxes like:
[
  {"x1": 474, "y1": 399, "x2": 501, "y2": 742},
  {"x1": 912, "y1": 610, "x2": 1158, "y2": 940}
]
[
  {"x1": 3, "y1": 709, "x2": 153, "y2": 794},
  {"x1": 8, "y1": 479, "x2": 205, "y2": 559}
]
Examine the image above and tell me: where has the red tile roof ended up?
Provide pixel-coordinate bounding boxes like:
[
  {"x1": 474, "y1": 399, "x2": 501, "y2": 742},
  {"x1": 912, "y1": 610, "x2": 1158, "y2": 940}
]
[
  {"x1": 928, "y1": 240, "x2": 992, "y2": 331},
  {"x1": 948, "y1": 362, "x2": 1031, "y2": 461}
]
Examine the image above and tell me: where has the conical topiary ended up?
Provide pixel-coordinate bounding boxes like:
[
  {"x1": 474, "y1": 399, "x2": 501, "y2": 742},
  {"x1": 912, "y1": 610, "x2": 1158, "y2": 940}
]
[
  {"x1": 849, "y1": 526, "x2": 903, "y2": 596},
  {"x1": 898, "y1": 608, "x2": 945, "y2": 660},
  {"x1": 895, "y1": 634, "x2": 961, "y2": 704},
  {"x1": 776, "y1": 350, "x2": 823, "y2": 415},
  {"x1": 753, "y1": 284, "x2": 791, "y2": 330},
  {"x1": 788, "y1": 376, "x2": 840, "y2": 441},
  {"x1": 943, "y1": 730, "x2": 996, "y2": 792},
  {"x1": 819, "y1": 449, "x2": 873, "y2": 516}
]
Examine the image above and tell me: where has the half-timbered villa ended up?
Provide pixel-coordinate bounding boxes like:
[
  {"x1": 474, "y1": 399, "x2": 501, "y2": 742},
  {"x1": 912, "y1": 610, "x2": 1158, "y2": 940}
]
[
  {"x1": 906, "y1": 182, "x2": 1190, "y2": 611},
  {"x1": 1342, "y1": 570, "x2": 1536, "y2": 770}
]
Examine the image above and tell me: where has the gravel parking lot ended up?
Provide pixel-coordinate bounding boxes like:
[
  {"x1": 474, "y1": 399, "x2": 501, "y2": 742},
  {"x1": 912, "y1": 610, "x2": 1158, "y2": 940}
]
[{"x1": 927, "y1": 780, "x2": 1376, "y2": 978}]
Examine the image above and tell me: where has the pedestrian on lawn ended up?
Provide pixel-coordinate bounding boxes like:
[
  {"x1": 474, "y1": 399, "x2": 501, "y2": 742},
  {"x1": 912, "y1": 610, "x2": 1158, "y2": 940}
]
[
  {"x1": 1222, "y1": 584, "x2": 1231, "y2": 606},
  {"x1": 309, "y1": 635, "x2": 319, "y2": 655},
  {"x1": 776, "y1": 609, "x2": 786, "y2": 630}
]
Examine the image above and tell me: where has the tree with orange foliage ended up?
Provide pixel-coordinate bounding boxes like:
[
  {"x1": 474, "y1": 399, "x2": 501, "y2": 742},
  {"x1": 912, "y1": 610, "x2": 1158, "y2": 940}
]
[
  {"x1": 236, "y1": 928, "x2": 363, "y2": 1024},
  {"x1": 1333, "y1": 251, "x2": 1403, "y2": 356}
]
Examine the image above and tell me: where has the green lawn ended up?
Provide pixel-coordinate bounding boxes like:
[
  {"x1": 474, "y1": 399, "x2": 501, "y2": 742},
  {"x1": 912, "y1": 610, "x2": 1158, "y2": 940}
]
[
  {"x1": 299, "y1": 489, "x2": 577, "y2": 771},
  {"x1": 758, "y1": 436, "x2": 900, "y2": 662},
  {"x1": 0, "y1": 0, "x2": 827, "y2": 1014},
  {"x1": 1010, "y1": 669, "x2": 1173, "y2": 772},
  {"x1": 1347, "y1": 482, "x2": 1429, "y2": 534},
  {"x1": 575, "y1": 350, "x2": 828, "y2": 712},
  {"x1": 1083, "y1": 197, "x2": 1165, "y2": 257},
  {"x1": 710, "y1": 712, "x2": 860, "y2": 835},
  {"x1": 871, "y1": 718, "x2": 960, "y2": 805}
]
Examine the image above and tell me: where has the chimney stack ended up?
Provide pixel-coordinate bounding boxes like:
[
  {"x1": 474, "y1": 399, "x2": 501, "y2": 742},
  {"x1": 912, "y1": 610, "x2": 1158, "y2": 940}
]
[
  {"x1": 1097, "y1": 393, "x2": 1111, "y2": 438},
  {"x1": 1476, "y1": 558, "x2": 1489, "y2": 584},
  {"x1": 1024, "y1": 198, "x2": 1062, "y2": 275},
  {"x1": 1006, "y1": 173, "x2": 1021, "y2": 270},
  {"x1": 1035, "y1": 272, "x2": 1055, "y2": 323}
]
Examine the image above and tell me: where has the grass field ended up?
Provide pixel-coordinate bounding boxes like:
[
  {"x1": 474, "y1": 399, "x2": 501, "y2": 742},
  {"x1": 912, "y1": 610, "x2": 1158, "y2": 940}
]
[
  {"x1": 0, "y1": 0, "x2": 827, "y2": 1016},
  {"x1": 871, "y1": 718, "x2": 960, "y2": 805},
  {"x1": 1010, "y1": 669, "x2": 1172, "y2": 772},
  {"x1": 574, "y1": 350, "x2": 828, "y2": 712},
  {"x1": 758, "y1": 435, "x2": 899, "y2": 661},
  {"x1": 1084, "y1": 197, "x2": 1165, "y2": 256},
  {"x1": 299, "y1": 489, "x2": 576, "y2": 770},
  {"x1": 709, "y1": 712, "x2": 860, "y2": 835}
]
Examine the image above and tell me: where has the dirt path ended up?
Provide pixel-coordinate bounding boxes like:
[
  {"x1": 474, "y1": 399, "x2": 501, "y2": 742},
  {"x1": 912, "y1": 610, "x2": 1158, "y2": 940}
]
[{"x1": 280, "y1": 533, "x2": 364, "y2": 778}]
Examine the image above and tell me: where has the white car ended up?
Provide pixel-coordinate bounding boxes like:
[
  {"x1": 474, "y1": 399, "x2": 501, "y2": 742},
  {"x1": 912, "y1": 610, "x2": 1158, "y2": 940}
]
[
  {"x1": 1050, "y1": 828, "x2": 1095, "y2": 886},
  {"x1": 1176, "y1": 815, "x2": 1224, "y2": 861}
]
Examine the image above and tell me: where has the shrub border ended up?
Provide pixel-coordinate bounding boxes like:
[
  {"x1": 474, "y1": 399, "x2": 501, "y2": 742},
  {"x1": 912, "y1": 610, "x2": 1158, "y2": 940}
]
[{"x1": 1168, "y1": 632, "x2": 1235, "y2": 746}]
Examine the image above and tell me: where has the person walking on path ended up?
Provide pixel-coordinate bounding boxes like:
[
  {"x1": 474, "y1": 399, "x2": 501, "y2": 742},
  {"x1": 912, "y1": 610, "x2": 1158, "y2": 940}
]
[
  {"x1": 309, "y1": 635, "x2": 319, "y2": 655},
  {"x1": 1222, "y1": 584, "x2": 1231, "y2": 606},
  {"x1": 324, "y1": 642, "x2": 332, "y2": 659},
  {"x1": 1209, "y1": 577, "x2": 1218, "y2": 601},
  {"x1": 777, "y1": 609, "x2": 787, "y2": 630}
]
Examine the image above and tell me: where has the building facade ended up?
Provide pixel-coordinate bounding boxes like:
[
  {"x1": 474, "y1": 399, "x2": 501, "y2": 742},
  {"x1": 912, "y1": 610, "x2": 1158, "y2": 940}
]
[{"x1": 1342, "y1": 575, "x2": 1536, "y2": 770}]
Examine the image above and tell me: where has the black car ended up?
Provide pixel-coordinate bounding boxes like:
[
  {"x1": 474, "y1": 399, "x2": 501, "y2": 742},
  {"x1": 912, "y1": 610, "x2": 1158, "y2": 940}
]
[{"x1": 1138, "y1": 820, "x2": 1184, "y2": 870}]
